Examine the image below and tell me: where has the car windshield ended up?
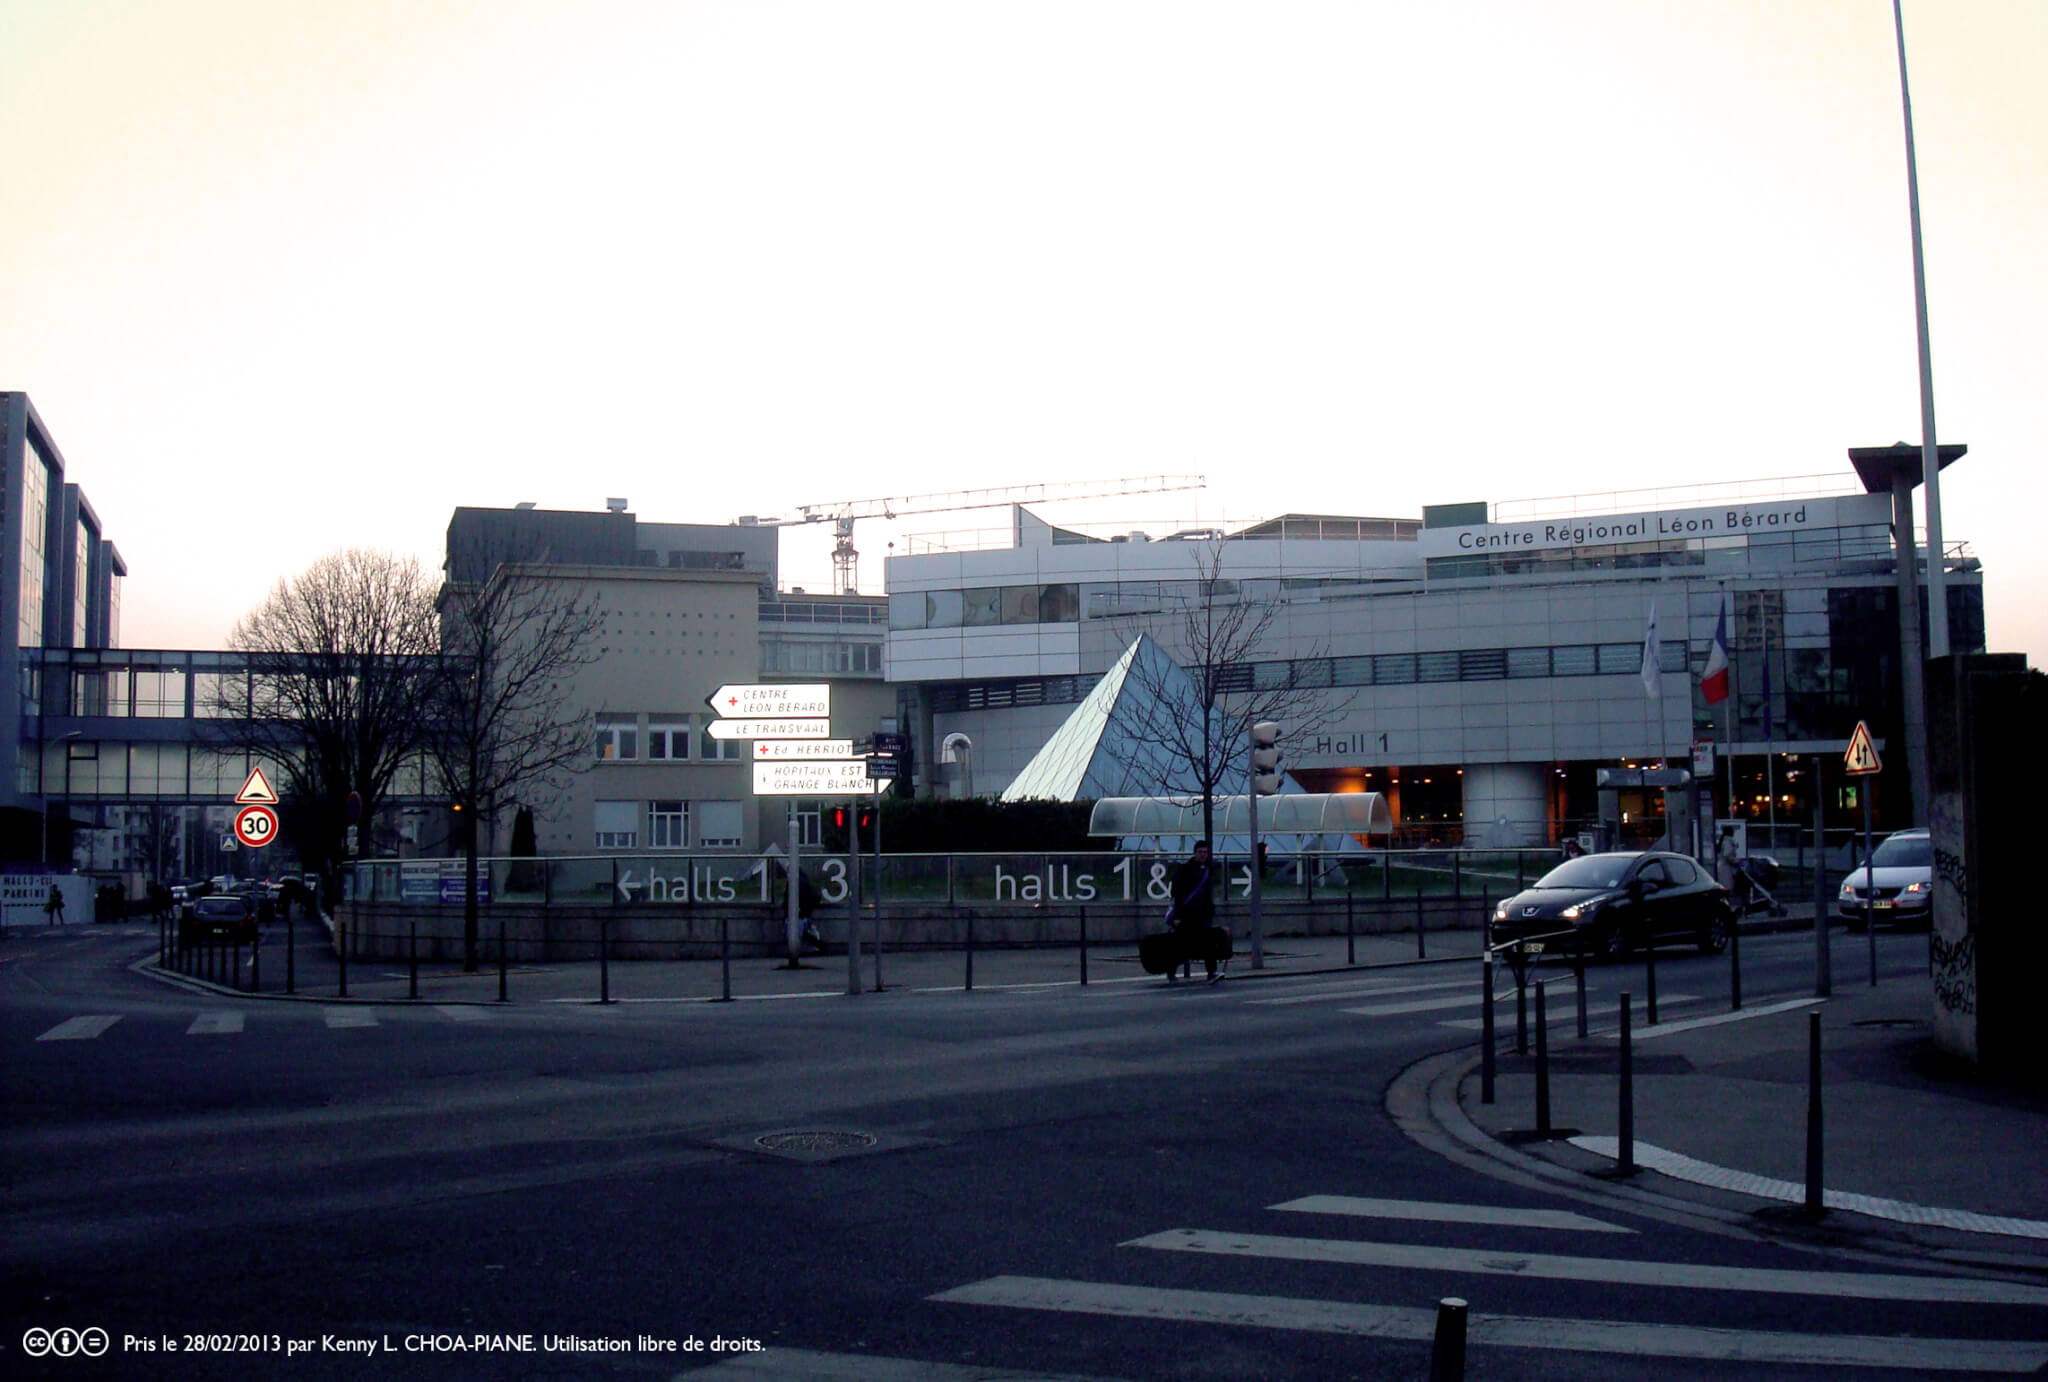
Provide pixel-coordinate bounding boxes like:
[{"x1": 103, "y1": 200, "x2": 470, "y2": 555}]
[
  {"x1": 1867, "y1": 835, "x2": 1932, "y2": 869},
  {"x1": 194, "y1": 898, "x2": 241, "y2": 916},
  {"x1": 1533, "y1": 855, "x2": 1633, "y2": 890}
]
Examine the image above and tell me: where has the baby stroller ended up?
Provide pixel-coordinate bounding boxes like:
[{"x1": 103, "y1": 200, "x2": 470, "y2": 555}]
[{"x1": 1732, "y1": 855, "x2": 1786, "y2": 918}]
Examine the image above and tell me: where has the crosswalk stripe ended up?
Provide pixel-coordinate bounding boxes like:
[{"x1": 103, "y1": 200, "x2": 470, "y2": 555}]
[
  {"x1": 929, "y1": 1276, "x2": 2048, "y2": 1374},
  {"x1": 434, "y1": 1005, "x2": 488, "y2": 1022},
  {"x1": 187, "y1": 1011, "x2": 245, "y2": 1036},
  {"x1": 1121, "y1": 1229, "x2": 2048, "y2": 1305},
  {"x1": 1617, "y1": 995, "x2": 1822, "y2": 1040},
  {"x1": 1436, "y1": 993, "x2": 1701, "y2": 1032},
  {"x1": 672, "y1": 1345, "x2": 1131, "y2": 1380},
  {"x1": 1341, "y1": 990, "x2": 1529, "y2": 1018},
  {"x1": 324, "y1": 1008, "x2": 378, "y2": 1028},
  {"x1": 35, "y1": 1015, "x2": 122, "y2": 1041},
  {"x1": 1245, "y1": 977, "x2": 1479, "y2": 1007},
  {"x1": 1270, "y1": 1195, "x2": 1632, "y2": 1234}
]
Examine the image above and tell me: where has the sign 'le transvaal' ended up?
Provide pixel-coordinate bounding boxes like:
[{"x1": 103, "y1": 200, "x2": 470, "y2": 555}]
[{"x1": 1416, "y1": 493, "x2": 1890, "y2": 559}]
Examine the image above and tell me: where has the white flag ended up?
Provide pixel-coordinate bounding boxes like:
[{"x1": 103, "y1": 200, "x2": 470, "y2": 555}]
[{"x1": 1640, "y1": 601, "x2": 1661, "y2": 698}]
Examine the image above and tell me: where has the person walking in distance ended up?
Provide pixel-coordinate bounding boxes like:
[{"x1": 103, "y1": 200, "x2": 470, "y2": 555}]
[
  {"x1": 1166, "y1": 840, "x2": 1223, "y2": 984},
  {"x1": 44, "y1": 882, "x2": 65, "y2": 926}
]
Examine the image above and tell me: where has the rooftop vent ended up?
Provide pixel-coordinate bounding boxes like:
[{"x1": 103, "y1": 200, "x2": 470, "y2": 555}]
[
  {"x1": 606, "y1": 497, "x2": 629, "y2": 513},
  {"x1": 514, "y1": 501, "x2": 537, "y2": 511}
]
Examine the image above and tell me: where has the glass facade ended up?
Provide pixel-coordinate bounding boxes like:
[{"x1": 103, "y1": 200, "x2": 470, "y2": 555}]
[{"x1": 18, "y1": 442, "x2": 49, "y2": 649}]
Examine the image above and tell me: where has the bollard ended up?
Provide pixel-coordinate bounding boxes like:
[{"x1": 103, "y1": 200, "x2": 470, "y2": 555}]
[
  {"x1": 1480, "y1": 950, "x2": 1496, "y2": 1105},
  {"x1": 964, "y1": 910, "x2": 975, "y2": 992},
  {"x1": 1805, "y1": 1010, "x2": 1825, "y2": 1217},
  {"x1": 1345, "y1": 889, "x2": 1355, "y2": 967},
  {"x1": 1534, "y1": 981, "x2": 1551, "y2": 1138},
  {"x1": 1575, "y1": 959, "x2": 1588, "y2": 1039},
  {"x1": 338, "y1": 920, "x2": 348, "y2": 999},
  {"x1": 1428, "y1": 1297, "x2": 1468, "y2": 1382},
  {"x1": 1729, "y1": 912, "x2": 1742, "y2": 1012},
  {"x1": 1645, "y1": 943, "x2": 1659, "y2": 1028},
  {"x1": 287, "y1": 909, "x2": 296, "y2": 995},
  {"x1": 1415, "y1": 872, "x2": 1427, "y2": 958},
  {"x1": 599, "y1": 914, "x2": 611, "y2": 1004},
  {"x1": 251, "y1": 935, "x2": 260, "y2": 993},
  {"x1": 1617, "y1": 991, "x2": 1635, "y2": 1175},
  {"x1": 409, "y1": 922, "x2": 419, "y2": 1000},
  {"x1": 1514, "y1": 967, "x2": 1528, "y2": 1056},
  {"x1": 719, "y1": 914, "x2": 731, "y2": 1002},
  {"x1": 1078, "y1": 905, "x2": 1089, "y2": 986},
  {"x1": 498, "y1": 921, "x2": 509, "y2": 1003}
]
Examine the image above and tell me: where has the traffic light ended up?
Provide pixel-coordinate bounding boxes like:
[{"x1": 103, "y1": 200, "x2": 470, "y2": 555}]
[
  {"x1": 858, "y1": 806, "x2": 875, "y2": 832},
  {"x1": 831, "y1": 807, "x2": 848, "y2": 831},
  {"x1": 1250, "y1": 721, "x2": 1282, "y2": 795}
]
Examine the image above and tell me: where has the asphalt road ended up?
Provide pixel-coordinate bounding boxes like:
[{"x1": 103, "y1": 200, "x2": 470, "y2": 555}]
[{"x1": 2, "y1": 920, "x2": 2028, "y2": 1381}]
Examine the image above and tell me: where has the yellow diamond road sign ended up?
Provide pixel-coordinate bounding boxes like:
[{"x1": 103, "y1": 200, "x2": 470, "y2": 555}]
[{"x1": 1844, "y1": 720, "x2": 1882, "y2": 776}]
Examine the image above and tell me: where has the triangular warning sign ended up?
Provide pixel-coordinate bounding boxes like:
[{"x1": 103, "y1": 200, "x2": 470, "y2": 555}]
[
  {"x1": 1843, "y1": 721, "x2": 1883, "y2": 776},
  {"x1": 235, "y1": 767, "x2": 279, "y2": 805}
]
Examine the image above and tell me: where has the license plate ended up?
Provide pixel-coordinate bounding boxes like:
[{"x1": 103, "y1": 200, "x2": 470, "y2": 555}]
[
  {"x1": 1872, "y1": 900, "x2": 1893, "y2": 910},
  {"x1": 1523, "y1": 942, "x2": 1545, "y2": 954}
]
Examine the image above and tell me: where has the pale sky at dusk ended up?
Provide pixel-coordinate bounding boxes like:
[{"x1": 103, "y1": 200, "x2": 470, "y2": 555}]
[{"x1": 4, "y1": 1, "x2": 2044, "y2": 661}]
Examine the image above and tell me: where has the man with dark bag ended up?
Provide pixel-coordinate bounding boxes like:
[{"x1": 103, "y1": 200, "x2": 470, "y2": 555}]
[{"x1": 1166, "y1": 840, "x2": 1228, "y2": 984}]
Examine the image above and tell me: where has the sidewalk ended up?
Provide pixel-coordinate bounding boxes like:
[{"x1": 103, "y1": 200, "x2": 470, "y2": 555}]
[{"x1": 1432, "y1": 958, "x2": 2048, "y2": 1272}]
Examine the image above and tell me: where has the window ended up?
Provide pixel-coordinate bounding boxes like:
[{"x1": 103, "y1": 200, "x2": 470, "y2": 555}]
[
  {"x1": 593, "y1": 800, "x2": 638, "y2": 849},
  {"x1": 961, "y1": 588, "x2": 1001, "y2": 626},
  {"x1": 795, "y1": 807, "x2": 821, "y2": 848},
  {"x1": 1460, "y1": 649, "x2": 1508, "y2": 680},
  {"x1": 1375, "y1": 653, "x2": 1417, "y2": 685},
  {"x1": 889, "y1": 591, "x2": 927, "y2": 630},
  {"x1": 999, "y1": 586, "x2": 1039, "y2": 624},
  {"x1": 1417, "y1": 652, "x2": 1459, "y2": 682},
  {"x1": 697, "y1": 716, "x2": 741, "y2": 761},
  {"x1": 1506, "y1": 647, "x2": 1549, "y2": 678},
  {"x1": 647, "y1": 721, "x2": 691, "y2": 760},
  {"x1": 596, "y1": 716, "x2": 638, "y2": 761},
  {"x1": 648, "y1": 800, "x2": 689, "y2": 849},
  {"x1": 698, "y1": 800, "x2": 744, "y2": 849},
  {"x1": 1552, "y1": 645, "x2": 1596, "y2": 677},
  {"x1": 1038, "y1": 584, "x2": 1079, "y2": 623}
]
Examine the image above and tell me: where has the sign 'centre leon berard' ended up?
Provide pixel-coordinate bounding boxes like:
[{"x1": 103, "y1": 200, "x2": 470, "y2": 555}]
[{"x1": 708, "y1": 683, "x2": 830, "y2": 719}]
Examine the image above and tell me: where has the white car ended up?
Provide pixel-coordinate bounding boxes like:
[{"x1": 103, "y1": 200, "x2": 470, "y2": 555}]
[{"x1": 1838, "y1": 828, "x2": 1932, "y2": 931}]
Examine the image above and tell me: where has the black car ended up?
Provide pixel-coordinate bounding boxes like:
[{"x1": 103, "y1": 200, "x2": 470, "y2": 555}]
[
  {"x1": 1491, "y1": 850, "x2": 1734, "y2": 960},
  {"x1": 180, "y1": 893, "x2": 258, "y2": 945}
]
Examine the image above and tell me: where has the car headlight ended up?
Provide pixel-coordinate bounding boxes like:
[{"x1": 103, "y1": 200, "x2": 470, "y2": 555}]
[
  {"x1": 1560, "y1": 895, "x2": 1610, "y2": 921},
  {"x1": 1838, "y1": 881, "x2": 1856, "y2": 899},
  {"x1": 1494, "y1": 901, "x2": 1511, "y2": 920},
  {"x1": 1902, "y1": 881, "x2": 1929, "y2": 894}
]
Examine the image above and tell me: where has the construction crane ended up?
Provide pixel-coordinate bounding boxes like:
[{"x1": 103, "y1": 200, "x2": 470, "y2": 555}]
[{"x1": 737, "y1": 475, "x2": 1206, "y2": 595}]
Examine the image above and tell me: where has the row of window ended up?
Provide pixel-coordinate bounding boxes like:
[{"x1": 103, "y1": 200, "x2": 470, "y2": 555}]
[
  {"x1": 592, "y1": 799, "x2": 745, "y2": 850},
  {"x1": 759, "y1": 600, "x2": 889, "y2": 626},
  {"x1": 889, "y1": 579, "x2": 1400, "y2": 632},
  {"x1": 926, "y1": 641, "x2": 1691, "y2": 713},
  {"x1": 595, "y1": 714, "x2": 743, "y2": 763},
  {"x1": 761, "y1": 640, "x2": 884, "y2": 675}
]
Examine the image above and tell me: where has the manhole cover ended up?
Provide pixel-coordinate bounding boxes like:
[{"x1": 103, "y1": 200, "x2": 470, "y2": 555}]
[{"x1": 753, "y1": 1130, "x2": 877, "y2": 1153}]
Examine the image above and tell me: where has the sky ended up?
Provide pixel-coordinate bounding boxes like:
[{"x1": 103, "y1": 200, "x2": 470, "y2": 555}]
[{"x1": 4, "y1": 0, "x2": 2044, "y2": 661}]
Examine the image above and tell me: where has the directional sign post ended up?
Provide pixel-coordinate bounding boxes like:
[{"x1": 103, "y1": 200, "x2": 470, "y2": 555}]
[
  {"x1": 708, "y1": 683, "x2": 831, "y2": 720},
  {"x1": 707, "y1": 717, "x2": 833, "y2": 741},
  {"x1": 753, "y1": 760, "x2": 874, "y2": 796},
  {"x1": 752, "y1": 739, "x2": 855, "y2": 760},
  {"x1": 1844, "y1": 719, "x2": 1882, "y2": 988}
]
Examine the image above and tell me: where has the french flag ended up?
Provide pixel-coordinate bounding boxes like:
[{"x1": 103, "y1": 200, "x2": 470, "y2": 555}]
[{"x1": 1701, "y1": 595, "x2": 1731, "y2": 705}]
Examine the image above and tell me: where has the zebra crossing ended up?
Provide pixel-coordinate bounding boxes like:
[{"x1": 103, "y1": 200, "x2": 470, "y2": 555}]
[
  {"x1": 1238, "y1": 968, "x2": 1708, "y2": 1035},
  {"x1": 28, "y1": 1004, "x2": 500, "y2": 1042},
  {"x1": 928, "y1": 1192, "x2": 2048, "y2": 1374}
]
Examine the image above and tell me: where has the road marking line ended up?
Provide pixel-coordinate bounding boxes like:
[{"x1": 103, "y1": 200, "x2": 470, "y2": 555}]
[
  {"x1": 670, "y1": 1344, "x2": 1130, "y2": 1380},
  {"x1": 187, "y1": 1011, "x2": 244, "y2": 1035},
  {"x1": 1570, "y1": 1138, "x2": 2048, "y2": 1241},
  {"x1": 929, "y1": 1276, "x2": 2048, "y2": 1373},
  {"x1": 1270, "y1": 1195, "x2": 1632, "y2": 1233},
  {"x1": 1608, "y1": 995, "x2": 1822, "y2": 1040},
  {"x1": 1246, "y1": 977, "x2": 1480, "y2": 1006},
  {"x1": 434, "y1": 1005, "x2": 488, "y2": 1022},
  {"x1": 1437, "y1": 994, "x2": 1701, "y2": 1032},
  {"x1": 1341, "y1": 990, "x2": 1530, "y2": 1018},
  {"x1": 35, "y1": 1015, "x2": 122, "y2": 1041},
  {"x1": 1121, "y1": 1229, "x2": 2048, "y2": 1305},
  {"x1": 324, "y1": 1008, "x2": 378, "y2": 1028}
]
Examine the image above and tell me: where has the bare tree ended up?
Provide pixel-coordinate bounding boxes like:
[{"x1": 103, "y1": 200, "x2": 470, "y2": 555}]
[
  {"x1": 427, "y1": 555, "x2": 604, "y2": 971},
  {"x1": 214, "y1": 550, "x2": 442, "y2": 896},
  {"x1": 1110, "y1": 537, "x2": 1349, "y2": 849}
]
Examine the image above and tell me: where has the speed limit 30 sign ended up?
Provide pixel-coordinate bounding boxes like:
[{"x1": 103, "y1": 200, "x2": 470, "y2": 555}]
[{"x1": 233, "y1": 804, "x2": 278, "y2": 848}]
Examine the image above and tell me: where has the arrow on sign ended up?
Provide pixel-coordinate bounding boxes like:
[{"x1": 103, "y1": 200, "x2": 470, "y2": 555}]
[
  {"x1": 1844, "y1": 720, "x2": 1883, "y2": 775},
  {"x1": 1234, "y1": 863, "x2": 1254, "y2": 897}
]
